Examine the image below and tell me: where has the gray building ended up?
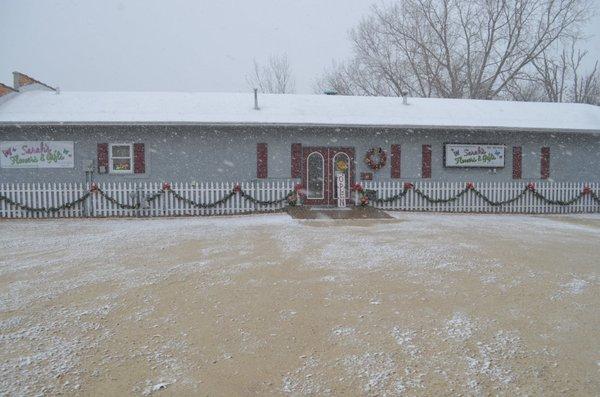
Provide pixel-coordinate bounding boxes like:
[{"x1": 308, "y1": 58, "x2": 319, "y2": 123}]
[{"x1": 1, "y1": 72, "x2": 600, "y2": 206}]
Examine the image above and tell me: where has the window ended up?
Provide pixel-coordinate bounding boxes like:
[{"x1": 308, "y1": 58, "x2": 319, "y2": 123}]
[
  {"x1": 306, "y1": 152, "x2": 324, "y2": 199},
  {"x1": 109, "y1": 143, "x2": 133, "y2": 174}
]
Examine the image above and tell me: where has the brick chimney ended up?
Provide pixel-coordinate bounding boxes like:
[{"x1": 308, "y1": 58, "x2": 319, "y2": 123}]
[{"x1": 13, "y1": 71, "x2": 57, "y2": 92}]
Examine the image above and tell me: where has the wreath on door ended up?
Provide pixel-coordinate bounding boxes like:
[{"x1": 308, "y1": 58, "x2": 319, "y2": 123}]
[{"x1": 365, "y1": 147, "x2": 387, "y2": 171}]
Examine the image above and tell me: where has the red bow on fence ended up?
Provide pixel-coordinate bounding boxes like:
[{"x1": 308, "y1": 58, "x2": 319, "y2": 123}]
[{"x1": 352, "y1": 183, "x2": 364, "y2": 192}]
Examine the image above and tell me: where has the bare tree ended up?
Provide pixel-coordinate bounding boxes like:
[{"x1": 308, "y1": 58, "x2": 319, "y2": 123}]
[
  {"x1": 247, "y1": 54, "x2": 296, "y2": 94},
  {"x1": 507, "y1": 40, "x2": 600, "y2": 104},
  {"x1": 569, "y1": 51, "x2": 600, "y2": 105},
  {"x1": 318, "y1": 0, "x2": 592, "y2": 100}
]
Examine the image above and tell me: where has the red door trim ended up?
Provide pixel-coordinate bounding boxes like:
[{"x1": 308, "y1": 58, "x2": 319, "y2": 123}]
[{"x1": 302, "y1": 147, "x2": 355, "y2": 206}]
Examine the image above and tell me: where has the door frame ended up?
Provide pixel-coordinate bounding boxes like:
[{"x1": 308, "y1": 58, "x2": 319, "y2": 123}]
[{"x1": 302, "y1": 147, "x2": 355, "y2": 206}]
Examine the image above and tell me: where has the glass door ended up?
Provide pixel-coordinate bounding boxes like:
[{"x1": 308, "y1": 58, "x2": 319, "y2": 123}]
[
  {"x1": 302, "y1": 147, "x2": 329, "y2": 205},
  {"x1": 302, "y1": 147, "x2": 355, "y2": 206}
]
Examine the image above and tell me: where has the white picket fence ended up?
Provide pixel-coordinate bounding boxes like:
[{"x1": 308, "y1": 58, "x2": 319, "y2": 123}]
[
  {"x1": 359, "y1": 181, "x2": 600, "y2": 214},
  {"x1": 0, "y1": 180, "x2": 296, "y2": 218},
  {"x1": 1, "y1": 180, "x2": 599, "y2": 218}
]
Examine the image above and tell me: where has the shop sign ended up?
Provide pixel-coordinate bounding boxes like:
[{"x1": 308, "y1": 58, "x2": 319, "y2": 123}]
[{"x1": 445, "y1": 144, "x2": 505, "y2": 168}]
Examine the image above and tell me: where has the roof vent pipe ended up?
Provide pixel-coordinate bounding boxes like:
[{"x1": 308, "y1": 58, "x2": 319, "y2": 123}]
[
  {"x1": 401, "y1": 91, "x2": 409, "y2": 105},
  {"x1": 253, "y1": 88, "x2": 260, "y2": 110}
]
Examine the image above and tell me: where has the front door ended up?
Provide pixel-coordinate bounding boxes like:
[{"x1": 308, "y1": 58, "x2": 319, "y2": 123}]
[{"x1": 302, "y1": 147, "x2": 355, "y2": 206}]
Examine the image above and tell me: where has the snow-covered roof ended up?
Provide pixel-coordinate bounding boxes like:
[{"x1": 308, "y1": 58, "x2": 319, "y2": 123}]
[{"x1": 0, "y1": 90, "x2": 599, "y2": 134}]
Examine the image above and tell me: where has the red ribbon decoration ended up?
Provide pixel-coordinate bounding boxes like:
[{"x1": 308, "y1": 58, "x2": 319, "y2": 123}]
[
  {"x1": 466, "y1": 182, "x2": 475, "y2": 190},
  {"x1": 583, "y1": 186, "x2": 592, "y2": 195},
  {"x1": 403, "y1": 182, "x2": 414, "y2": 190},
  {"x1": 162, "y1": 182, "x2": 171, "y2": 191},
  {"x1": 527, "y1": 182, "x2": 536, "y2": 191},
  {"x1": 90, "y1": 182, "x2": 98, "y2": 192},
  {"x1": 233, "y1": 184, "x2": 241, "y2": 193},
  {"x1": 352, "y1": 183, "x2": 364, "y2": 192}
]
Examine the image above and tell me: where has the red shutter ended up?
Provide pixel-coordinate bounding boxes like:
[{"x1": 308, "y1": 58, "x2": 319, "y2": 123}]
[
  {"x1": 257, "y1": 143, "x2": 268, "y2": 179},
  {"x1": 391, "y1": 144, "x2": 401, "y2": 179},
  {"x1": 512, "y1": 146, "x2": 522, "y2": 179},
  {"x1": 541, "y1": 147, "x2": 550, "y2": 180},
  {"x1": 133, "y1": 143, "x2": 145, "y2": 174},
  {"x1": 97, "y1": 143, "x2": 108, "y2": 171},
  {"x1": 422, "y1": 144, "x2": 432, "y2": 179},
  {"x1": 291, "y1": 143, "x2": 302, "y2": 178}
]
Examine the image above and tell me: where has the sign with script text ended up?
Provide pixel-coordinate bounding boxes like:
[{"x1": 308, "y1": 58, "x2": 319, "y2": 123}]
[
  {"x1": 1, "y1": 141, "x2": 74, "y2": 168},
  {"x1": 445, "y1": 144, "x2": 505, "y2": 168},
  {"x1": 336, "y1": 172, "x2": 347, "y2": 207}
]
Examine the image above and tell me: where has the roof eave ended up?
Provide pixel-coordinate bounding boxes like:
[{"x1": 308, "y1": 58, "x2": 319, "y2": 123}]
[{"x1": 0, "y1": 120, "x2": 598, "y2": 135}]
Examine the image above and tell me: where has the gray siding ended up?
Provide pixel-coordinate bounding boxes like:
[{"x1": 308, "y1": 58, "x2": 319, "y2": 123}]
[{"x1": 1, "y1": 124, "x2": 599, "y2": 183}]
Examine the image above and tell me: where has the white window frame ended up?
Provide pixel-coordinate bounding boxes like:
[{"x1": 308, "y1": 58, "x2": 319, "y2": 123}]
[
  {"x1": 306, "y1": 151, "x2": 325, "y2": 199},
  {"x1": 109, "y1": 143, "x2": 134, "y2": 174}
]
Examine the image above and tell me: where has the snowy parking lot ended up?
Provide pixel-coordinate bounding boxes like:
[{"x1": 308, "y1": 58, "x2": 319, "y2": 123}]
[{"x1": 1, "y1": 213, "x2": 599, "y2": 396}]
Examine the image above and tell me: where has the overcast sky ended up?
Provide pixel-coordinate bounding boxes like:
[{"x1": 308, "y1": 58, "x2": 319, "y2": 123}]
[{"x1": 1, "y1": 0, "x2": 599, "y2": 94}]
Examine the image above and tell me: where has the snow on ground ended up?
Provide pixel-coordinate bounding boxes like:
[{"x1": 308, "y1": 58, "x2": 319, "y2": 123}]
[{"x1": 0, "y1": 213, "x2": 599, "y2": 396}]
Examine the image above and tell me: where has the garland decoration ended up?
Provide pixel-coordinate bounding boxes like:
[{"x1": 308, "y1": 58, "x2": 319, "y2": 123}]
[
  {"x1": 0, "y1": 192, "x2": 91, "y2": 213},
  {"x1": 365, "y1": 148, "x2": 387, "y2": 171},
  {"x1": 353, "y1": 182, "x2": 600, "y2": 208},
  {"x1": 1, "y1": 182, "x2": 598, "y2": 213},
  {"x1": 0, "y1": 182, "x2": 300, "y2": 213}
]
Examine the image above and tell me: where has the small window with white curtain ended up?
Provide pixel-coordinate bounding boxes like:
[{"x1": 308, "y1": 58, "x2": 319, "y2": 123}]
[{"x1": 109, "y1": 143, "x2": 133, "y2": 174}]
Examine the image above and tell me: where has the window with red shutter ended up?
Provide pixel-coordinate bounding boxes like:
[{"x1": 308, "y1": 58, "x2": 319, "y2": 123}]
[
  {"x1": 391, "y1": 144, "x2": 401, "y2": 179},
  {"x1": 108, "y1": 143, "x2": 134, "y2": 174},
  {"x1": 291, "y1": 143, "x2": 302, "y2": 178},
  {"x1": 512, "y1": 146, "x2": 522, "y2": 179},
  {"x1": 97, "y1": 143, "x2": 108, "y2": 173},
  {"x1": 541, "y1": 147, "x2": 550, "y2": 179},
  {"x1": 422, "y1": 144, "x2": 432, "y2": 178},
  {"x1": 133, "y1": 143, "x2": 145, "y2": 174},
  {"x1": 257, "y1": 143, "x2": 268, "y2": 179}
]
